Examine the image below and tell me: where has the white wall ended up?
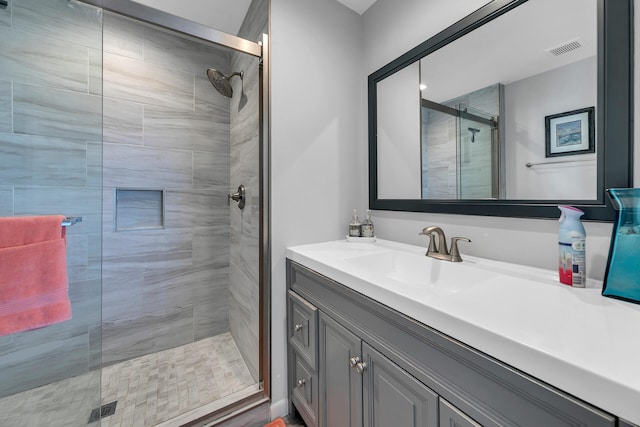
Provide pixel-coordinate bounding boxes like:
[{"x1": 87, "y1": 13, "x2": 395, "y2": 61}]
[
  {"x1": 270, "y1": 0, "x2": 364, "y2": 415},
  {"x1": 377, "y1": 62, "x2": 422, "y2": 199},
  {"x1": 505, "y1": 57, "x2": 597, "y2": 200}
]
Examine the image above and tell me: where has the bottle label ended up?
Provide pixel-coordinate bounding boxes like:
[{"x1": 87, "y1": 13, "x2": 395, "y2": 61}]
[
  {"x1": 559, "y1": 240, "x2": 586, "y2": 287},
  {"x1": 361, "y1": 224, "x2": 374, "y2": 238},
  {"x1": 349, "y1": 224, "x2": 361, "y2": 237}
]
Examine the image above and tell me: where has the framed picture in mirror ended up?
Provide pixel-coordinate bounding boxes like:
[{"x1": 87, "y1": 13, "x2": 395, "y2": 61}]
[{"x1": 545, "y1": 107, "x2": 595, "y2": 157}]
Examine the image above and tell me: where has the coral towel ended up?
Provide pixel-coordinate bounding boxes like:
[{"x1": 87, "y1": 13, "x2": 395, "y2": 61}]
[{"x1": 0, "y1": 215, "x2": 71, "y2": 336}]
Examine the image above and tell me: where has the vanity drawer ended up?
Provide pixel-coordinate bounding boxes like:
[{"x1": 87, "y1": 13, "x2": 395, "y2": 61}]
[
  {"x1": 291, "y1": 350, "x2": 318, "y2": 427},
  {"x1": 288, "y1": 290, "x2": 318, "y2": 369}
]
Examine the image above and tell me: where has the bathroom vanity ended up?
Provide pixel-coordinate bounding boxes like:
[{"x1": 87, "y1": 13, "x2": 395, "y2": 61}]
[{"x1": 286, "y1": 239, "x2": 640, "y2": 427}]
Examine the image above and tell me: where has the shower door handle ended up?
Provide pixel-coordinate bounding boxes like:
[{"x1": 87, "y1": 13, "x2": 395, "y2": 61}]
[{"x1": 228, "y1": 185, "x2": 245, "y2": 209}]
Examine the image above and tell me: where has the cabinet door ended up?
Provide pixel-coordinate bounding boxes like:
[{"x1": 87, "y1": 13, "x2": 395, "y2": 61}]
[
  {"x1": 439, "y1": 398, "x2": 481, "y2": 427},
  {"x1": 319, "y1": 312, "x2": 363, "y2": 427},
  {"x1": 362, "y1": 342, "x2": 438, "y2": 427}
]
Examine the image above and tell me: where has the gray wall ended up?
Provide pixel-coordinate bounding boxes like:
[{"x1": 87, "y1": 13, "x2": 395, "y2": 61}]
[
  {"x1": 0, "y1": 0, "x2": 102, "y2": 398},
  {"x1": 229, "y1": 0, "x2": 268, "y2": 383},
  {"x1": 101, "y1": 11, "x2": 233, "y2": 365}
]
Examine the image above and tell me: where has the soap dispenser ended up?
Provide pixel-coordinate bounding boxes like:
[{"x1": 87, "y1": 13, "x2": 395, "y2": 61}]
[
  {"x1": 349, "y1": 209, "x2": 361, "y2": 237},
  {"x1": 558, "y1": 206, "x2": 586, "y2": 287},
  {"x1": 361, "y1": 210, "x2": 375, "y2": 238}
]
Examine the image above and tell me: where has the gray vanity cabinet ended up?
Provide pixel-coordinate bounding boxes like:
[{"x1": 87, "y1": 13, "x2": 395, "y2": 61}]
[
  {"x1": 362, "y1": 342, "x2": 439, "y2": 427},
  {"x1": 287, "y1": 259, "x2": 617, "y2": 427},
  {"x1": 318, "y1": 310, "x2": 438, "y2": 427},
  {"x1": 318, "y1": 312, "x2": 362, "y2": 427}
]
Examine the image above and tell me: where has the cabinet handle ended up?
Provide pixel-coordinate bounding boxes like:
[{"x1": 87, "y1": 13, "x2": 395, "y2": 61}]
[
  {"x1": 356, "y1": 361, "x2": 367, "y2": 374},
  {"x1": 297, "y1": 378, "x2": 306, "y2": 387},
  {"x1": 294, "y1": 324, "x2": 304, "y2": 332},
  {"x1": 349, "y1": 356, "x2": 360, "y2": 367}
]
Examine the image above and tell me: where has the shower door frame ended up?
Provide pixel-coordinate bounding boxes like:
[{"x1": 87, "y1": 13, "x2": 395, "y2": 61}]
[{"x1": 79, "y1": 0, "x2": 272, "y2": 422}]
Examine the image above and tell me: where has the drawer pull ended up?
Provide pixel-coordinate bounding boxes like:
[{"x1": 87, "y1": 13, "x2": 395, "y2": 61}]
[
  {"x1": 297, "y1": 378, "x2": 307, "y2": 387},
  {"x1": 356, "y1": 361, "x2": 367, "y2": 374},
  {"x1": 349, "y1": 356, "x2": 360, "y2": 367},
  {"x1": 294, "y1": 323, "x2": 304, "y2": 332}
]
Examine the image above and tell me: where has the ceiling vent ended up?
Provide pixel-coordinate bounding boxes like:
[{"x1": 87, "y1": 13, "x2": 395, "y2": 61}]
[{"x1": 545, "y1": 38, "x2": 582, "y2": 57}]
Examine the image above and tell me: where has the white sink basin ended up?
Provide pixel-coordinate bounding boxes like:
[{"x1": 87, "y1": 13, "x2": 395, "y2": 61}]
[{"x1": 344, "y1": 249, "x2": 494, "y2": 293}]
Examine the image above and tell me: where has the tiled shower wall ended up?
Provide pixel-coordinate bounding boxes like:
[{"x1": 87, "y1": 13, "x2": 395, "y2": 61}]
[
  {"x1": 100, "y1": 12, "x2": 233, "y2": 365},
  {"x1": 229, "y1": 0, "x2": 268, "y2": 382},
  {"x1": 0, "y1": 0, "x2": 103, "y2": 397}
]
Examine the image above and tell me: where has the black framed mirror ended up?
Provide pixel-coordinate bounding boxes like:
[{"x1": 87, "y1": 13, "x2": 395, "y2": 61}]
[{"x1": 368, "y1": 0, "x2": 633, "y2": 220}]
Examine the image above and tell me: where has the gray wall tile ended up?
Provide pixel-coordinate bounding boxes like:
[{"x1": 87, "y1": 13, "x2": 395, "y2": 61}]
[
  {"x1": 14, "y1": 186, "x2": 101, "y2": 220},
  {"x1": 228, "y1": 11, "x2": 264, "y2": 381},
  {"x1": 143, "y1": 25, "x2": 230, "y2": 75},
  {"x1": 101, "y1": 307, "x2": 194, "y2": 366},
  {"x1": 101, "y1": 274, "x2": 144, "y2": 324},
  {"x1": 102, "y1": 229, "x2": 193, "y2": 280},
  {"x1": 13, "y1": 83, "x2": 101, "y2": 140},
  {"x1": 88, "y1": 48, "x2": 102, "y2": 96},
  {"x1": 103, "y1": 143, "x2": 193, "y2": 189},
  {"x1": 103, "y1": 98, "x2": 143, "y2": 144},
  {"x1": 192, "y1": 225, "x2": 230, "y2": 267},
  {"x1": 0, "y1": 186, "x2": 12, "y2": 216},
  {"x1": 194, "y1": 149, "x2": 231, "y2": 189},
  {"x1": 164, "y1": 189, "x2": 229, "y2": 229},
  {"x1": 0, "y1": 0, "x2": 10, "y2": 28},
  {"x1": 103, "y1": 11, "x2": 143, "y2": 60},
  {"x1": 0, "y1": 80, "x2": 11, "y2": 133},
  {"x1": 142, "y1": 263, "x2": 228, "y2": 314},
  {"x1": 144, "y1": 105, "x2": 230, "y2": 152},
  {"x1": 0, "y1": 28, "x2": 90, "y2": 92},
  {"x1": 0, "y1": 133, "x2": 87, "y2": 186},
  {"x1": 0, "y1": 334, "x2": 89, "y2": 398},
  {"x1": 103, "y1": 52, "x2": 194, "y2": 111},
  {"x1": 12, "y1": 0, "x2": 102, "y2": 49},
  {"x1": 86, "y1": 141, "x2": 102, "y2": 188}
]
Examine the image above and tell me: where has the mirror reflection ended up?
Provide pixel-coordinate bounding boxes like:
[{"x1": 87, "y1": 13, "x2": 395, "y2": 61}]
[{"x1": 377, "y1": 0, "x2": 597, "y2": 201}]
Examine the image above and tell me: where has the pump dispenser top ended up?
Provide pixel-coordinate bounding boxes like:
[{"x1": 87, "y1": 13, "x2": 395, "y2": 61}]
[{"x1": 558, "y1": 206, "x2": 586, "y2": 287}]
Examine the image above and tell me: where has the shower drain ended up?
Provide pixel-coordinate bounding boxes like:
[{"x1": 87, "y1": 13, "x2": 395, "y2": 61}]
[{"x1": 88, "y1": 401, "x2": 117, "y2": 423}]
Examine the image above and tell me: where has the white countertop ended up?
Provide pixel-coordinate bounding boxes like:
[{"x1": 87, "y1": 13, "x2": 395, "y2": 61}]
[{"x1": 286, "y1": 239, "x2": 640, "y2": 424}]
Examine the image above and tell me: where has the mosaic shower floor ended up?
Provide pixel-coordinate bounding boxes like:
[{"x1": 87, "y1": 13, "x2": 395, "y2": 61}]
[{"x1": 0, "y1": 332, "x2": 257, "y2": 427}]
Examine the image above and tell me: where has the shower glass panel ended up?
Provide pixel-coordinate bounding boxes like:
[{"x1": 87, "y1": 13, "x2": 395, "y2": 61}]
[
  {"x1": 0, "y1": 0, "x2": 265, "y2": 425},
  {"x1": 457, "y1": 104, "x2": 498, "y2": 199},
  {"x1": 0, "y1": 0, "x2": 104, "y2": 426}
]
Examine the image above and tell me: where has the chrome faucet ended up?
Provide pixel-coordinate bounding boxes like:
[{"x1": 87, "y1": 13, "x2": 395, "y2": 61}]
[{"x1": 418, "y1": 226, "x2": 471, "y2": 262}]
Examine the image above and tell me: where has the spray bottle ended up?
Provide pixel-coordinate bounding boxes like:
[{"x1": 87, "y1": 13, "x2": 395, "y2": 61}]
[{"x1": 558, "y1": 206, "x2": 586, "y2": 287}]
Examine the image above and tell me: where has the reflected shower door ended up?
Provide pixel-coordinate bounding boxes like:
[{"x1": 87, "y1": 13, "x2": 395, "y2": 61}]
[
  {"x1": 0, "y1": 0, "x2": 104, "y2": 426},
  {"x1": 457, "y1": 104, "x2": 498, "y2": 199}
]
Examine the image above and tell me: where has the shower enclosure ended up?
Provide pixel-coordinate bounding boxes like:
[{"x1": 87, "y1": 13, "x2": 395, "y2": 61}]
[
  {"x1": 421, "y1": 85, "x2": 502, "y2": 199},
  {"x1": 0, "y1": 0, "x2": 269, "y2": 425}
]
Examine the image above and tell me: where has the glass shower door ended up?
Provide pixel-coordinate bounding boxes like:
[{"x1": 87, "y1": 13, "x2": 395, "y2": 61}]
[
  {"x1": 457, "y1": 104, "x2": 498, "y2": 199},
  {"x1": 0, "y1": 0, "x2": 103, "y2": 425}
]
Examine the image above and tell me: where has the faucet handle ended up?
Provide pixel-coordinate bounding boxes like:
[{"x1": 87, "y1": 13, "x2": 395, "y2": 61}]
[
  {"x1": 418, "y1": 229, "x2": 438, "y2": 255},
  {"x1": 449, "y1": 237, "x2": 471, "y2": 262}
]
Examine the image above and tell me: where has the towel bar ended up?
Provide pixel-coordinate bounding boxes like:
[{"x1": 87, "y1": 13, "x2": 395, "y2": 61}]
[{"x1": 61, "y1": 217, "x2": 83, "y2": 227}]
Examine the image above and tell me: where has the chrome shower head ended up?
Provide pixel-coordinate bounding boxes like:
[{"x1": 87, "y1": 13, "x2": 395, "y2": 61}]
[{"x1": 206, "y1": 68, "x2": 243, "y2": 98}]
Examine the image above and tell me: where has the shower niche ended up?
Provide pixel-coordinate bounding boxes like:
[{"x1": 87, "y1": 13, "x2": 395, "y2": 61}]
[{"x1": 114, "y1": 189, "x2": 165, "y2": 231}]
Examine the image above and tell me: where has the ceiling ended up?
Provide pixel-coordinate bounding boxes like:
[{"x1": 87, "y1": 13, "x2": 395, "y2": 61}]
[
  {"x1": 131, "y1": 0, "x2": 252, "y2": 35},
  {"x1": 131, "y1": 0, "x2": 377, "y2": 34},
  {"x1": 335, "y1": 0, "x2": 378, "y2": 15}
]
